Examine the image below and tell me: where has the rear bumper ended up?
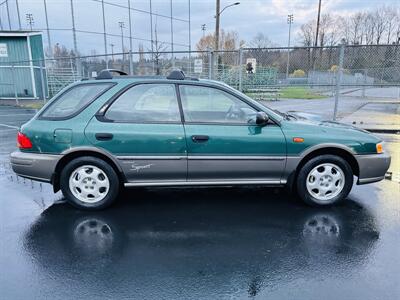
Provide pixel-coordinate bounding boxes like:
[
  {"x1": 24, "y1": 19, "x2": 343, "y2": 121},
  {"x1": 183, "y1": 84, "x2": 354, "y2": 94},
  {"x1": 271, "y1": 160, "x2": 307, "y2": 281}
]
[
  {"x1": 355, "y1": 153, "x2": 391, "y2": 185},
  {"x1": 10, "y1": 151, "x2": 61, "y2": 183}
]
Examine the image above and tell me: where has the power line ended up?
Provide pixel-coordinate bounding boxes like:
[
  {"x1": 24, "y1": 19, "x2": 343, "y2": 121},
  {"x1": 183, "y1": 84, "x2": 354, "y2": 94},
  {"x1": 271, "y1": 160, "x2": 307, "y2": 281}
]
[
  {"x1": 90, "y1": 0, "x2": 189, "y2": 23},
  {"x1": 33, "y1": 28, "x2": 190, "y2": 48}
]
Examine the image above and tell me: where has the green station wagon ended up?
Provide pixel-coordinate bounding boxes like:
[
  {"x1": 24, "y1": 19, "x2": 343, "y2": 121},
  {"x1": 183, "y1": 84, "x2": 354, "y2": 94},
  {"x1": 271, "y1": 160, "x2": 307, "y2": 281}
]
[{"x1": 11, "y1": 70, "x2": 391, "y2": 210}]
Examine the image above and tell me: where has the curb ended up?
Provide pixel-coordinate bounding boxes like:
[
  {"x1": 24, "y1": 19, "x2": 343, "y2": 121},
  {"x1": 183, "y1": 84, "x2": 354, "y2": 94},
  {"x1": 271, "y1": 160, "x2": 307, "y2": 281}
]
[{"x1": 364, "y1": 129, "x2": 400, "y2": 134}]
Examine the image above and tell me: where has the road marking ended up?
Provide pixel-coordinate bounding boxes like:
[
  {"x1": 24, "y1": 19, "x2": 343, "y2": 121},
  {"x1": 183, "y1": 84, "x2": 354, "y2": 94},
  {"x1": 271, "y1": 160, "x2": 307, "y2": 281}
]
[
  {"x1": 0, "y1": 123, "x2": 19, "y2": 129},
  {"x1": 0, "y1": 114, "x2": 35, "y2": 117}
]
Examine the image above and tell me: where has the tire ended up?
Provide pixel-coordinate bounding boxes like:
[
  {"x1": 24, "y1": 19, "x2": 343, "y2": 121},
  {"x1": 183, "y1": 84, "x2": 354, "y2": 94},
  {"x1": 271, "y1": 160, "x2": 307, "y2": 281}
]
[
  {"x1": 60, "y1": 156, "x2": 120, "y2": 210},
  {"x1": 296, "y1": 155, "x2": 353, "y2": 206}
]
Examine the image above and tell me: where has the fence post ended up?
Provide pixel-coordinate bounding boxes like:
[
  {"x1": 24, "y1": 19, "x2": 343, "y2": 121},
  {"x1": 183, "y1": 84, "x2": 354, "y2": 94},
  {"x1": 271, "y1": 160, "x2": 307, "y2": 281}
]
[
  {"x1": 39, "y1": 60, "x2": 47, "y2": 104},
  {"x1": 238, "y1": 48, "x2": 243, "y2": 92},
  {"x1": 129, "y1": 50, "x2": 134, "y2": 75},
  {"x1": 333, "y1": 42, "x2": 345, "y2": 121},
  {"x1": 361, "y1": 69, "x2": 368, "y2": 98},
  {"x1": 11, "y1": 65, "x2": 19, "y2": 106},
  {"x1": 208, "y1": 49, "x2": 213, "y2": 80}
]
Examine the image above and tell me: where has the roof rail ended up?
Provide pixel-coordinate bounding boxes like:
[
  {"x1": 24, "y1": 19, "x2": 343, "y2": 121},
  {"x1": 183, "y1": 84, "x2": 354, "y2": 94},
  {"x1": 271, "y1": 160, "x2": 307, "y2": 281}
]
[{"x1": 96, "y1": 69, "x2": 128, "y2": 80}]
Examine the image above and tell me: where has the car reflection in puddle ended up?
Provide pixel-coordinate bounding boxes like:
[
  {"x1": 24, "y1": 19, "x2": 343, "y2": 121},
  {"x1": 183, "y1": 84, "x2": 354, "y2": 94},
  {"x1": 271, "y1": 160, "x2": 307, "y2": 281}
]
[{"x1": 24, "y1": 187, "x2": 379, "y2": 298}]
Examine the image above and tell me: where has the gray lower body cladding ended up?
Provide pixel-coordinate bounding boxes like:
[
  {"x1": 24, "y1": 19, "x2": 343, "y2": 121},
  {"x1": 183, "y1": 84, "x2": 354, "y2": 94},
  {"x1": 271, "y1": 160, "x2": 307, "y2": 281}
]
[
  {"x1": 10, "y1": 151, "x2": 61, "y2": 183},
  {"x1": 9, "y1": 151, "x2": 390, "y2": 187},
  {"x1": 355, "y1": 153, "x2": 391, "y2": 184}
]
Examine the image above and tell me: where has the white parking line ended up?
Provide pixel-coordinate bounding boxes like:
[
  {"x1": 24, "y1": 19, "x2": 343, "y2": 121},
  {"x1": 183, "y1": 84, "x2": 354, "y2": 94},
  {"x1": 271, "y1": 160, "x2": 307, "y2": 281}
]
[{"x1": 0, "y1": 123, "x2": 19, "y2": 129}]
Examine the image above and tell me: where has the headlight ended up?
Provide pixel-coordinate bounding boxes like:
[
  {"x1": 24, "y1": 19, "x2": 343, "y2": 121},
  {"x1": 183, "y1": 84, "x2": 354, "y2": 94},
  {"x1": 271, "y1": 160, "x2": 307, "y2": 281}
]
[{"x1": 376, "y1": 142, "x2": 384, "y2": 154}]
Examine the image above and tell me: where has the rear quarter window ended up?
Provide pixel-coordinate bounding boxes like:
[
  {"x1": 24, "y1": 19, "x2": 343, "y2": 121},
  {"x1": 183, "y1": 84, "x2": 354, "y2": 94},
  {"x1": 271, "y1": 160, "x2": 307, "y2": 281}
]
[{"x1": 39, "y1": 83, "x2": 114, "y2": 119}]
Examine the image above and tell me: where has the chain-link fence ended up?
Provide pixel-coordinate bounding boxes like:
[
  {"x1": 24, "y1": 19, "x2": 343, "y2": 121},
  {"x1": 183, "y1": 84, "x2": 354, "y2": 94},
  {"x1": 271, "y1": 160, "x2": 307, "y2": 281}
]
[{"x1": 1, "y1": 44, "x2": 399, "y2": 102}]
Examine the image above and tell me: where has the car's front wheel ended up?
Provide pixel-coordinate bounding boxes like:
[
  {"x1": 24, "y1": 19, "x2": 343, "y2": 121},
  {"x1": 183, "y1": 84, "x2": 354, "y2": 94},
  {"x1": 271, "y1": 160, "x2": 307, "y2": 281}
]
[
  {"x1": 296, "y1": 155, "x2": 353, "y2": 206},
  {"x1": 60, "y1": 156, "x2": 120, "y2": 210}
]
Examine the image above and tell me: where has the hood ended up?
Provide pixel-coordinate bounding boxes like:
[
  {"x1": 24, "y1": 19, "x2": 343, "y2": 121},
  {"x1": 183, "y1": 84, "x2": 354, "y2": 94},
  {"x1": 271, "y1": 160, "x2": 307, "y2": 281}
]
[{"x1": 286, "y1": 111, "x2": 370, "y2": 133}]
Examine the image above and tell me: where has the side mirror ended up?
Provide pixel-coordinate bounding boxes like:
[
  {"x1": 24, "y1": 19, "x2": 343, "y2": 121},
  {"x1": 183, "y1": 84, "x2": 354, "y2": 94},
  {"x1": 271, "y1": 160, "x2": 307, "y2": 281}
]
[{"x1": 256, "y1": 112, "x2": 269, "y2": 125}]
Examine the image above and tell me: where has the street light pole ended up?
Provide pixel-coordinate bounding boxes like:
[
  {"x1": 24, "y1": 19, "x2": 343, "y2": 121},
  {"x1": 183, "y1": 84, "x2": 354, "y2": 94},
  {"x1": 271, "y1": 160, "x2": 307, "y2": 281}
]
[
  {"x1": 286, "y1": 14, "x2": 293, "y2": 79},
  {"x1": 214, "y1": 1, "x2": 240, "y2": 50},
  {"x1": 214, "y1": 1, "x2": 240, "y2": 73}
]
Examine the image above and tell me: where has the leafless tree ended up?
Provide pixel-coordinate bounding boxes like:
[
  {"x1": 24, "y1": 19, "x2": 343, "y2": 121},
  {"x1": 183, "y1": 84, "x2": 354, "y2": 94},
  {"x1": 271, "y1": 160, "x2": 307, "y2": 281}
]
[
  {"x1": 150, "y1": 24, "x2": 168, "y2": 75},
  {"x1": 248, "y1": 33, "x2": 273, "y2": 48}
]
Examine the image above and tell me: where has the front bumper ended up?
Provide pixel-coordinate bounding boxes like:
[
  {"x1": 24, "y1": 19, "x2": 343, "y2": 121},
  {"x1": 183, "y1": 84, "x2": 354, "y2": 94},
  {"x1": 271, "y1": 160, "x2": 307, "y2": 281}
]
[
  {"x1": 10, "y1": 151, "x2": 61, "y2": 183},
  {"x1": 355, "y1": 153, "x2": 391, "y2": 184}
]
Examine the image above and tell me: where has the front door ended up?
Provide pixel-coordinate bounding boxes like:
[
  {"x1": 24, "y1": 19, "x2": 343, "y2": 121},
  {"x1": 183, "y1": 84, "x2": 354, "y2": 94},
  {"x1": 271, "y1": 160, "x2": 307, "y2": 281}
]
[
  {"x1": 85, "y1": 83, "x2": 187, "y2": 182},
  {"x1": 178, "y1": 84, "x2": 286, "y2": 182}
]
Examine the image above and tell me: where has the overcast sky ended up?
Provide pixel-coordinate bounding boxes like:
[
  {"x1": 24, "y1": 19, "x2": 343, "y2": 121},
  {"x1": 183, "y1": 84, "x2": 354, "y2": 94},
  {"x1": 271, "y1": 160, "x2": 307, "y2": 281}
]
[{"x1": 0, "y1": 0, "x2": 399, "y2": 55}]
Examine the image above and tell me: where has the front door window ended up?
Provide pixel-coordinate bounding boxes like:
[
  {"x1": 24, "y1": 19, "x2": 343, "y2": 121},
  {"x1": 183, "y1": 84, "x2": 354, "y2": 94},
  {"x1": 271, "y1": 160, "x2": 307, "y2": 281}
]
[{"x1": 179, "y1": 85, "x2": 257, "y2": 124}]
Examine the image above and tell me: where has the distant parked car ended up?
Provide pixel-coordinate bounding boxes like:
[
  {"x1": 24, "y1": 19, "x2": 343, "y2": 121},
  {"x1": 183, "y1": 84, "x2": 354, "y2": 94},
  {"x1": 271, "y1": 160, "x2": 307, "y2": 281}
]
[{"x1": 11, "y1": 70, "x2": 390, "y2": 210}]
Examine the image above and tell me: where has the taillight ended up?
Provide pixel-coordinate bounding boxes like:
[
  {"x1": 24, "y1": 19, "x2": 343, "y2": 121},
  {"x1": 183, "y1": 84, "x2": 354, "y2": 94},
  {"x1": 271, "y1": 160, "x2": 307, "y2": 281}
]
[{"x1": 17, "y1": 131, "x2": 33, "y2": 149}]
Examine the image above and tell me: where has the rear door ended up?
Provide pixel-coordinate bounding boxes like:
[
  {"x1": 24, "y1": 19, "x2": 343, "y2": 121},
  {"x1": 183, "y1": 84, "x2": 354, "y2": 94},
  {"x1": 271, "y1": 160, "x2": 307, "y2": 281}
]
[
  {"x1": 85, "y1": 83, "x2": 187, "y2": 183},
  {"x1": 178, "y1": 84, "x2": 286, "y2": 182}
]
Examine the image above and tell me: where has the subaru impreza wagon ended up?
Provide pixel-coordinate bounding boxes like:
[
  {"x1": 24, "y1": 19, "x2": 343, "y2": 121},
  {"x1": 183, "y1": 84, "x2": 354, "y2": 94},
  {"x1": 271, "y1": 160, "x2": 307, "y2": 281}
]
[{"x1": 10, "y1": 70, "x2": 391, "y2": 210}]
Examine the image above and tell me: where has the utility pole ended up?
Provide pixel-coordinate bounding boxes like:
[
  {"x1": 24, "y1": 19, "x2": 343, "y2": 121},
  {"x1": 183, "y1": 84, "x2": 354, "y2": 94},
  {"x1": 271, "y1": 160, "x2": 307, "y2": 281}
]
[
  {"x1": 119, "y1": 21, "x2": 125, "y2": 69},
  {"x1": 43, "y1": 0, "x2": 52, "y2": 57},
  {"x1": 170, "y1": 0, "x2": 174, "y2": 66},
  {"x1": 110, "y1": 43, "x2": 115, "y2": 62},
  {"x1": 16, "y1": 0, "x2": 22, "y2": 30},
  {"x1": 149, "y1": 0, "x2": 154, "y2": 72},
  {"x1": 314, "y1": 0, "x2": 322, "y2": 49},
  {"x1": 215, "y1": 0, "x2": 220, "y2": 51},
  {"x1": 6, "y1": 0, "x2": 11, "y2": 30},
  {"x1": 313, "y1": 0, "x2": 322, "y2": 69},
  {"x1": 286, "y1": 14, "x2": 294, "y2": 79},
  {"x1": 26, "y1": 14, "x2": 34, "y2": 31},
  {"x1": 70, "y1": 0, "x2": 80, "y2": 76},
  {"x1": 188, "y1": 0, "x2": 191, "y2": 73},
  {"x1": 128, "y1": 0, "x2": 133, "y2": 74},
  {"x1": 201, "y1": 24, "x2": 206, "y2": 38},
  {"x1": 101, "y1": 0, "x2": 108, "y2": 67}
]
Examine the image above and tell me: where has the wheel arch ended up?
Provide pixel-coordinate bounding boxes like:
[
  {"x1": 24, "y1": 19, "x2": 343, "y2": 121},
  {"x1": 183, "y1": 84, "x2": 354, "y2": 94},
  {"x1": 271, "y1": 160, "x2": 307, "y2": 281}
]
[
  {"x1": 52, "y1": 147, "x2": 125, "y2": 192},
  {"x1": 287, "y1": 145, "x2": 360, "y2": 191}
]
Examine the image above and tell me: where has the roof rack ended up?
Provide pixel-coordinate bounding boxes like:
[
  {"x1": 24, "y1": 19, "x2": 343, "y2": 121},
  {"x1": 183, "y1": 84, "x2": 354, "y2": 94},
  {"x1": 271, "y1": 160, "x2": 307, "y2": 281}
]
[
  {"x1": 96, "y1": 69, "x2": 128, "y2": 80},
  {"x1": 166, "y1": 70, "x2": 199, "y2": 81},
  {"x1": 167, "y1": 70, "x2": 185, "y2": 80}
]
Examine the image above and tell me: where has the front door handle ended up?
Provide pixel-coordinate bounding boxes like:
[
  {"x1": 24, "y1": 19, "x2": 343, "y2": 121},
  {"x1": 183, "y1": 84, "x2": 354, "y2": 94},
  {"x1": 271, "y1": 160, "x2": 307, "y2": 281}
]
[
  {"x1": 191, "y1": 135, "x2": 209, "y2": 143},
  {"x1": 95, "y1": 133, "x2": 113, "y2": 141}
]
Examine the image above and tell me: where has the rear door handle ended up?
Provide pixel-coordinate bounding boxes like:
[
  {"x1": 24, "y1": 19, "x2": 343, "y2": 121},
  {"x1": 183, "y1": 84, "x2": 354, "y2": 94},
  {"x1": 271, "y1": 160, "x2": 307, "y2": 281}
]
[
  {"x1": 191, "y1": 135, "x2": 209, "y2": 143},
  {"x1": 95, "y1": 133, "x2": 113, "y2": 141}
]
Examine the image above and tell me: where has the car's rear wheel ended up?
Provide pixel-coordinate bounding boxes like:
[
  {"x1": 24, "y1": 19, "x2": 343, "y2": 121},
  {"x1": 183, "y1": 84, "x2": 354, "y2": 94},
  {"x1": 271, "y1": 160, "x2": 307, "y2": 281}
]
[
  {"x1": 296, "y1": 155, "x2": 353, "y2": 206},
  {"x1": 60, "y1": 157, "x2": 120, "y2": 210}
]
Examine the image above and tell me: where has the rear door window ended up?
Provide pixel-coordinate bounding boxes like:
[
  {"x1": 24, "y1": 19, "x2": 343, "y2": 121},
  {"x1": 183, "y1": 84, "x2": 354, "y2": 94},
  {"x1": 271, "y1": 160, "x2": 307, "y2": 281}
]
[
  {"x1": 40, "y1": 83, "x2": 113, "y2": 119},
  {"x1": 104, "y1": 84, "x2": 181, "y2": 123}
]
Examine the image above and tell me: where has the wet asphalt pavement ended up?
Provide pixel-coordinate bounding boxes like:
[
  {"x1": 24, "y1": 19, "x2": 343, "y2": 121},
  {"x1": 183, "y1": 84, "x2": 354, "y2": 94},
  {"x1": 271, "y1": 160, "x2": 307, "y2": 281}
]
[{"x1": 1, "y1": 106, "x2": 399, "y2": 299}]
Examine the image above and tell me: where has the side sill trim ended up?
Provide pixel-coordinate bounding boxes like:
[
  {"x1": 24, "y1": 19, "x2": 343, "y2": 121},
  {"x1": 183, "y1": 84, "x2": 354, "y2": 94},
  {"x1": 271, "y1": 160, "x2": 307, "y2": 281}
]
[
  {"x1": 188, "y1": 156, "x2": 286, "y2": 160},
  {"x1": 117, "y1": 156, "x2": 186, "y2": 160},
  {"x1": 117, "y1": 156, "x2": 286, "y2": 161},
  {"x1": 124, "y1": 180, "x2": 286, "y2": 187}
]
